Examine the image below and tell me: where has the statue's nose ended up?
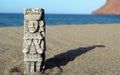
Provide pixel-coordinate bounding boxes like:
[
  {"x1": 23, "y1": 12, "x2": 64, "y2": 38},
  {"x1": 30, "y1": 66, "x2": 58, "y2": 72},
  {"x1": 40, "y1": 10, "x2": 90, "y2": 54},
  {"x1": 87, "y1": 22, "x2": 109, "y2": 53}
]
[{"x1": 31, "y1": 23, "x2": 35, "y2": 27}]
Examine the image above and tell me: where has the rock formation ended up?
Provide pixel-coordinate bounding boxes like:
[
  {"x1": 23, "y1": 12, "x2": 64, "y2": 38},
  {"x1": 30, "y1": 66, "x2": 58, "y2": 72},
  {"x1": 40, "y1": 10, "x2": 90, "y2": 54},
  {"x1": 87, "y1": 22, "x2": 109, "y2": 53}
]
[
  {"x1": 23, "y1": 8, "x2": 46, "y2": 73},
  {"x1": 93, "y1": 0, "x2": 120, "y2": 15}
]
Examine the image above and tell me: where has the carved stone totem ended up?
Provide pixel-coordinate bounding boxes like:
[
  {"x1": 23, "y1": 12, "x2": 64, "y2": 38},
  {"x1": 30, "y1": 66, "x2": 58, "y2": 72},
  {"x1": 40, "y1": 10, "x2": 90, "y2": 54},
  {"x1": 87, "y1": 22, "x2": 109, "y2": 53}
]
[{"x1": 23, "y1": 8, "x2": 46, "y2": 73}]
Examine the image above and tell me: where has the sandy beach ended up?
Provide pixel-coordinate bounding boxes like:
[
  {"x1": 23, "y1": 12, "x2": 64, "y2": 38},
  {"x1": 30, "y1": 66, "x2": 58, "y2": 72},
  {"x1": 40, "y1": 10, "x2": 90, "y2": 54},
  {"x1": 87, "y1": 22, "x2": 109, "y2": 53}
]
[{"x1": 0, "y1": 24, "x2": 120, "y2": 75}]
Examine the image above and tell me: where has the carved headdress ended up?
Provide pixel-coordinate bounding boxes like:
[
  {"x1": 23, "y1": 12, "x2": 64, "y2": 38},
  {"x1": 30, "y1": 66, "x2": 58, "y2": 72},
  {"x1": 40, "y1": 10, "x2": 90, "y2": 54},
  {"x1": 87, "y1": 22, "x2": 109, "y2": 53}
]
[{"x1": 24, "y1": 8, "x2": 43, "y2": 21}]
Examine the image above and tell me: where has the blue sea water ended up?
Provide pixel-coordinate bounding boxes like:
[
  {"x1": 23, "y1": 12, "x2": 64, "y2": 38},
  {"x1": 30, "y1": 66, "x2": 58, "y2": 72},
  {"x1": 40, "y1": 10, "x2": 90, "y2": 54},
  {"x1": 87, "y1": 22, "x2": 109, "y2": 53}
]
[{"x1": 0, "y1": 13, "x2": 120, "y2": 27}]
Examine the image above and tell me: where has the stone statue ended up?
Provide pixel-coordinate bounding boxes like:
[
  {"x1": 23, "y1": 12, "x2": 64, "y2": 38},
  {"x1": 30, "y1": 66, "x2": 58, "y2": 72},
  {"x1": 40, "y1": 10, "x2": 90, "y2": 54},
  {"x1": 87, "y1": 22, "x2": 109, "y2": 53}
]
[{"x1": 23, "y1": 8, "x2": 46, "y2": 73}]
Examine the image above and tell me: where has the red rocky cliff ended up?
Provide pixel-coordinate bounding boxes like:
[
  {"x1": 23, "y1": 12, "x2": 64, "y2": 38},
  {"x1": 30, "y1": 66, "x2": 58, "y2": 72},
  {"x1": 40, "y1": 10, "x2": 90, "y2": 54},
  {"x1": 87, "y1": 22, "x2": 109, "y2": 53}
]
[{"x1": 93, "y1": 0, "x2": 120, "y2": 15}]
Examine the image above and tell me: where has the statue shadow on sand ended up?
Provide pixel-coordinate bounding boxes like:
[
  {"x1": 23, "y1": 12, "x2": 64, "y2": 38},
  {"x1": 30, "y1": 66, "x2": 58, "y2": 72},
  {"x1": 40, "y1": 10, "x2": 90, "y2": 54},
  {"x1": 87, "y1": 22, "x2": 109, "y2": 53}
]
[
  {"x1": 45, "y1": 45, "x2": 105, "y2": 73},
  {"x1": 9, "y1": 45, "x2": 105, "y2": 75}
]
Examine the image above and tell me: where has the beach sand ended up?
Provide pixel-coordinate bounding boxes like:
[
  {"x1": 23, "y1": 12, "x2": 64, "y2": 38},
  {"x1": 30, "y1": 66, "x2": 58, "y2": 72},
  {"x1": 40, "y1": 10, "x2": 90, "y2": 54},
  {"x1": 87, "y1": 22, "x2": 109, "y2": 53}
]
[{"x1": 0, "y1": 24, "x2": 120, "y2": 75}]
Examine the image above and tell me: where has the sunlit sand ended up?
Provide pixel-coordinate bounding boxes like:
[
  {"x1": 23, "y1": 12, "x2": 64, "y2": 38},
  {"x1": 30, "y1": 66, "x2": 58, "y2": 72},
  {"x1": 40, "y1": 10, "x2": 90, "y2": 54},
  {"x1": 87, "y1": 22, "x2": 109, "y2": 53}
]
[{"x1": 0, "y1": 24, "x2": 120, "y2": 75}]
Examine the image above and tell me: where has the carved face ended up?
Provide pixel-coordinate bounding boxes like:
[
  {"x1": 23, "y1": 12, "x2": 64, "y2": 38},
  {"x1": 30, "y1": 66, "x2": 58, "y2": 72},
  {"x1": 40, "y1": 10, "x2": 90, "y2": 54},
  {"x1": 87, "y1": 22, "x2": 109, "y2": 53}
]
[{"x1": 28, "y1": 21, "x2": 39, "y2": 33}]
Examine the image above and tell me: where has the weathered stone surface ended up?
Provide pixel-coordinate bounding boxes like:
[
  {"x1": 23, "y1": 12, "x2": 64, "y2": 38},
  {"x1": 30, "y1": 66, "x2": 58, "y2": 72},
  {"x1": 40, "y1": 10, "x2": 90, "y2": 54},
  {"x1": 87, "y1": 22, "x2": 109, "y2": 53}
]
[
  {"x1": 93, "y1": 0, "x2": 120, "y2": 15},
  {"x1": 23, "y1": 8, "x2": 46, "y2": 73}
]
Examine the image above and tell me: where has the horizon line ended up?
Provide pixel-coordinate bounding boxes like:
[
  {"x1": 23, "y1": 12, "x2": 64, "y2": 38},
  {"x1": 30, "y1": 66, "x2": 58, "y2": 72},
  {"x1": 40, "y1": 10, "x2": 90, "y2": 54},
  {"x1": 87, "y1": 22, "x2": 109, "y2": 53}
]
[{"x1": 0, "y1": 12, "x2": 93, "y2": 15}]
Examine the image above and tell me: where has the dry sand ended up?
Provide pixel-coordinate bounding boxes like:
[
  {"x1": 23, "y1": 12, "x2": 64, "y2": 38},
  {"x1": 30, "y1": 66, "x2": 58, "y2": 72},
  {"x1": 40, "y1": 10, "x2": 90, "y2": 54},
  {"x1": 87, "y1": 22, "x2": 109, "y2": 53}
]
[{"x1": 0, "y1": 24, "x2": 120, "y2": 75}]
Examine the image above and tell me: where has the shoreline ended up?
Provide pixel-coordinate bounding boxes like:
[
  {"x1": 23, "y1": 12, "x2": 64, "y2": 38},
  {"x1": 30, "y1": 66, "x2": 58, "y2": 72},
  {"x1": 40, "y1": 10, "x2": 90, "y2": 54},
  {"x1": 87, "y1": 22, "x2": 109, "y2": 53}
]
[{"x1": 0, "y1": 23, "x2": 120, "y2": 28}]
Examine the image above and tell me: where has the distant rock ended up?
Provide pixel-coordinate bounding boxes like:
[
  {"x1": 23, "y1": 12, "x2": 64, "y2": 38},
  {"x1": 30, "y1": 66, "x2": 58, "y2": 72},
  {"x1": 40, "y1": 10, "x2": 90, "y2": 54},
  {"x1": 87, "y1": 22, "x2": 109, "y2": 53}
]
[{"x1": 93, "y1": 0, "x2": 120, "y2": 15}]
